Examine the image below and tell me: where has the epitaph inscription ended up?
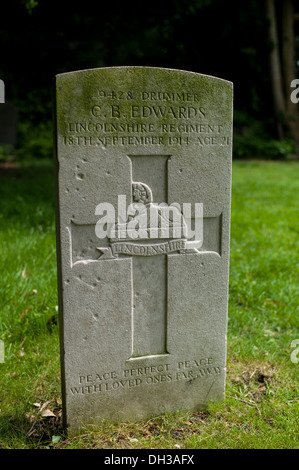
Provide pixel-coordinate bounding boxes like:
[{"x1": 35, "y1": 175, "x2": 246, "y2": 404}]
[{"x1": 54, "y1": 67, "x2": 233, "y2": 432}]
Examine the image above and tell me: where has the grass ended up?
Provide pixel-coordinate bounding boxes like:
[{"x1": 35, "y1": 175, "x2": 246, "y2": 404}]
[{"x1": 0, "y1": 159, "x2": 298, "y2": 449}]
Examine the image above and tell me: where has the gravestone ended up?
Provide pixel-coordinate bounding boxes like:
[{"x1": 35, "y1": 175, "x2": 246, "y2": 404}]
[
  {"x1": 0, "y1": 101, "x2": 18, "y2": 150},
  {"x1": 53, "y1": 67, "x2": 233, "y2": 432}
]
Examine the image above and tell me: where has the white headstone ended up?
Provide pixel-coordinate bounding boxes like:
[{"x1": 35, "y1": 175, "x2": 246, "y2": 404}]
[{"x1": 54, "y1": 67, "x2": 233, "y2": 432}]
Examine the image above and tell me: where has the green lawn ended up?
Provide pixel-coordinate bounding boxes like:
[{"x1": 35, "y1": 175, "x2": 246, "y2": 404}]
[{"x1": 0, "y1": 160, "x2": 298, "y2": 449}]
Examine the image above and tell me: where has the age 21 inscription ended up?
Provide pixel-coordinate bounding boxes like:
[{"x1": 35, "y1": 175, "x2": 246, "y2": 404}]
[{"x1": 62, "y1": 88, "x2": 231, "y2": 148}]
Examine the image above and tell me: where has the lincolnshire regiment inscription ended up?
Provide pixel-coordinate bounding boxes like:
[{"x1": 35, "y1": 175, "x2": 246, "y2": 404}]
[{"x1": 54, "y1": 67, "x2": 233, "y2": 432}]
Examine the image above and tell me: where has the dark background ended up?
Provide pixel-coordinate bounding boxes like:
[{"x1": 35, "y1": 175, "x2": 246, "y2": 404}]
[{"x1": 1, "y1": 0, "x2": 299, "y2": 160}]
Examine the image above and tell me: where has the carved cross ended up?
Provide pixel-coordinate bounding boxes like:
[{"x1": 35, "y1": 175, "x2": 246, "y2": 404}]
[{"x1": 70, "y1": 155, "x2": 222, "y2": 360}]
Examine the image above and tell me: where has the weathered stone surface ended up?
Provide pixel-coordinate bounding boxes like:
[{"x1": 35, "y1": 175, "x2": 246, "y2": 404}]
[{"x1": 53, "y1": 66, "x2": 233, "y2": 432}]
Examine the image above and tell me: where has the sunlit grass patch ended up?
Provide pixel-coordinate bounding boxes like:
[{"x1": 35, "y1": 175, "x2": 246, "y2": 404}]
[{"x1": 0, "y1": 160, "x2": 298, "y2": 449}]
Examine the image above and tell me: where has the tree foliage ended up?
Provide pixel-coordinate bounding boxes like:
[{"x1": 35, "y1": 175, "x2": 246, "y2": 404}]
[{"x1": 0, "y1": 0, "x2": 298, "y2": 158}]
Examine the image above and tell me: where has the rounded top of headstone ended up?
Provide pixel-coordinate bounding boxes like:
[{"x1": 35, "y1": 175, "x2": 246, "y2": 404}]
[{"x1": 55, "y1": 66, "x2": 233, "y2": 86}]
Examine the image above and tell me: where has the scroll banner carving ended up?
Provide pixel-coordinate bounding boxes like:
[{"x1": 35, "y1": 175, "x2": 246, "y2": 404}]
[{"x1": 97, "y1": 239, "x2": 202, "y2": 260}]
